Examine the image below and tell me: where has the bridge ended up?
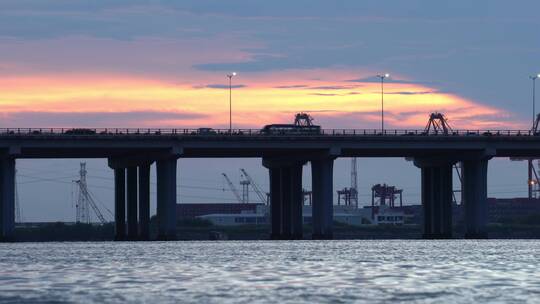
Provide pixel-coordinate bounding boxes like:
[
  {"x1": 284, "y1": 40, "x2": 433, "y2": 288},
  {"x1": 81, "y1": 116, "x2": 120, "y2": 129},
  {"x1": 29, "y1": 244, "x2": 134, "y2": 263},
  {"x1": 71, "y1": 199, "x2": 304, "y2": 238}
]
[{"x1": 1, "y1": 126, "x2": 540, "y2": 241}]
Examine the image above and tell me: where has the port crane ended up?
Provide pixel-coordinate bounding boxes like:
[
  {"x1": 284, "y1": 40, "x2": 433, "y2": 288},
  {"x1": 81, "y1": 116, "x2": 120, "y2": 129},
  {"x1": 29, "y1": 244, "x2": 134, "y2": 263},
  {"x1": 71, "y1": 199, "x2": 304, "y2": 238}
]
[
  {"x1": 222, "y1": 173, "x2": 243, "y2": 204},
  {"x1": 74, "y1": 162, "x2": 110, "y2": 224},
  {"x1": 240, "y1": 168, "x2": 268, "y2": 204}
]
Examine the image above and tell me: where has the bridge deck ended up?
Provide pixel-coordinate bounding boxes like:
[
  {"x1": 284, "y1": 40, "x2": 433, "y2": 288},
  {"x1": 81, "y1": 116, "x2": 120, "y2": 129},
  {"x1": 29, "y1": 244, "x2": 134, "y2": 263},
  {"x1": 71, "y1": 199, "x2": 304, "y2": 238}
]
[{"x1": 0, "y1": 128, "x2": 539, "y2": 158}]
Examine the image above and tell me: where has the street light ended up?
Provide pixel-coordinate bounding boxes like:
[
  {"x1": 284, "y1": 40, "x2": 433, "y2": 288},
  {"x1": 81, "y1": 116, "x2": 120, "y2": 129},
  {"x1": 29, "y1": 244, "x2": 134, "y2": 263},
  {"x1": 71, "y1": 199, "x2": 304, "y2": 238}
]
[
  {"x1": 376, "y1": 73, "x2": 390, "y2": 133},
  {"x1": 531, "y1": 74, "x2": 540, "y2": 130},
  {"x1": 227, "y1": 72, "x2": 237, "y2": 133}
]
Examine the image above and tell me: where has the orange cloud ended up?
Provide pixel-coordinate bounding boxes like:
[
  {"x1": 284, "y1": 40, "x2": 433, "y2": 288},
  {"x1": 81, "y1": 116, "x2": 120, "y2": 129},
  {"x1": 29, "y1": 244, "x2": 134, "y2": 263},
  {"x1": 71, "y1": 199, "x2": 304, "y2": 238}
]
[{"x1": 0, "y1": 70, "x2": 521, "y2": 130}]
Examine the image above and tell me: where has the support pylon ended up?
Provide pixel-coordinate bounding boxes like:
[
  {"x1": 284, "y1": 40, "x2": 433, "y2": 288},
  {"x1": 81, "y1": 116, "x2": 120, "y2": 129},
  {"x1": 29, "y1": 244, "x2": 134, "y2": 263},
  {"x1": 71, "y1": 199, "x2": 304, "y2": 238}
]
[
  {"x1": 75, "y1": 162, "x2": 107, "y2": 224},
  {"x1": 14, "y1": 169, "x2": 22, "y2": 223},
  {"x1": 75, "y1": 163, "x2": 90, "y2": 223}
]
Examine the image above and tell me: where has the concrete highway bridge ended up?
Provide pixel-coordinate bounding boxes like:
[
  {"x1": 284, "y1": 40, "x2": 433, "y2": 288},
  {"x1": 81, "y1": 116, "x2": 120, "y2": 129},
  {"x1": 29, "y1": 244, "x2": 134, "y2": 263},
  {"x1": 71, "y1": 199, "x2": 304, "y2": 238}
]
[{"x1": 1, "y1": 127, "x2": 540, "y2": 241}]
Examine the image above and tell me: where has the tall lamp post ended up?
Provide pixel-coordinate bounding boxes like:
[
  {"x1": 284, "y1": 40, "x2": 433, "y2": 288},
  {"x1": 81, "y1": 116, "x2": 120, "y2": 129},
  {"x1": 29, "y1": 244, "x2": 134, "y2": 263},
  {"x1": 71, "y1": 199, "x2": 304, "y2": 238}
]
[
  {"x1": 528, "y1": 74, "x2": 540, "y2": 199},
  {"x1": 376, "y1": 73, "x2": 390, "y2": 133},
  {"x1": 531, "y1": 74, "x2": 540, "y2": 130},
  {"x1": 227, "y1": 72, "x2": 237, "y2": 133}
]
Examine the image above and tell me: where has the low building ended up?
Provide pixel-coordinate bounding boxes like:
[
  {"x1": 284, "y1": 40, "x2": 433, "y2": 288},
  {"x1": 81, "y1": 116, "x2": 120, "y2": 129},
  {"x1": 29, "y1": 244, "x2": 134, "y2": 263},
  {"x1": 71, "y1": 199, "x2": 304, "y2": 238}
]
[
  {"x1": 198, "y1": 213, "x2": 267, "y2": 226},
  {"x1": 372, "y1": 205, "x2": 406, "y2": 225},
  {"x1": 488, "y1": 197, "x2": 540, "y2": 222},
  {"x1": 176, "y1": 203, "x2": 264, "y2": 218},
  {"x1": 192, "y1": 204, "x2": 408, "y2": 227}
]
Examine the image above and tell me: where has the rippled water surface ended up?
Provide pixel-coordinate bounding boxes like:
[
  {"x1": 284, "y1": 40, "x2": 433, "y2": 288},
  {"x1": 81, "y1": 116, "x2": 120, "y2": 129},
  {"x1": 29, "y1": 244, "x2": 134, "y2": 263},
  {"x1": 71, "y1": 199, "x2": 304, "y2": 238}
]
[{"x1": 1, "y1": 240, "x2": 540, "y2": 303}]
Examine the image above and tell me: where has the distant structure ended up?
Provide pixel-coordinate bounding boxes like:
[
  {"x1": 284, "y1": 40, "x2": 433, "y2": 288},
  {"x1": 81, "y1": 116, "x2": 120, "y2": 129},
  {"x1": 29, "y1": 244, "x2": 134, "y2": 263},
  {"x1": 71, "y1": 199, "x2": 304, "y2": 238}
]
[
  {"x1": 350, "y1": 158, "x2": 358, "y2": 206},
  {"x1": 240, "y1": 176, "x2": 250, "y2": 204},
  {"x1": 75, "y1": 163, "x2": 90, "y2": 223},
  {"x1": 337, "y1": 158, "x2": 359, "y2": 208},
  {"x1": 302, "y1": 189, "x2": 312, "y2": 206},
  {"x1": 424, "y1": 112, "x2": 453, "y2": 134},
  {"x1": 222, "y1": 173, "x2": 243, "y2": 204},
  {"x1": 508, "y1": 157, "x2": 540, "y2": 199},
  {"x1": 74, "y1": 162, "x2": 107, "y2": 224},
  {"x1": 371, "y1": 183, "x2": 403, "y2": 219},
  {"x1": 240, "y1": 169, "x2": 267, "y2": 204},
  {"x1": 511, "y1": 113, "x2": 540, "y2": 199},
  {"x1": 528, "y1": 112, "x2": 540, "y2": 199},
  {"x1": 294, "y1": 112, "x2": 315, "y2": 126}
]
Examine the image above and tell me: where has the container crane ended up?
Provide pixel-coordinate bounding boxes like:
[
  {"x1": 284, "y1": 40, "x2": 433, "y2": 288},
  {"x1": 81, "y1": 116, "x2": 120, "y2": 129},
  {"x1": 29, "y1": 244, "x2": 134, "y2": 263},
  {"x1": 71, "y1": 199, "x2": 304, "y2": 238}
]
[
  {"x1": 240, "y1": 168, "x2": 268, "y2": 204},
  {"x1": 222, "y1": 173, "x2": 243, "y2": 203}
]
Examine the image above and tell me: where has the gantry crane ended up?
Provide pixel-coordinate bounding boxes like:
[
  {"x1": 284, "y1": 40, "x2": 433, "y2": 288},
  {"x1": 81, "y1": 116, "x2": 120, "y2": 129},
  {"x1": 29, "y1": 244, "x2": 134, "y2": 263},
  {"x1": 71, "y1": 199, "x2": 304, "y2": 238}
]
[
  {"x1": 240, "y1": 168, "x2": 268, "y2": 204},
  {"x1": 222, "y1": 173, "x2": 243, "y2": 204}
]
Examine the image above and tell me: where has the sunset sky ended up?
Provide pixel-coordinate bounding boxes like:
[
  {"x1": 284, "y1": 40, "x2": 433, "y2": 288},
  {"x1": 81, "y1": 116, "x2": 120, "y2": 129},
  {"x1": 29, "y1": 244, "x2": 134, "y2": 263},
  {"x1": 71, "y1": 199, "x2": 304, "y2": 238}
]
[{"x1": 2, "y1": 1, "x2": 539, "y2": 221}]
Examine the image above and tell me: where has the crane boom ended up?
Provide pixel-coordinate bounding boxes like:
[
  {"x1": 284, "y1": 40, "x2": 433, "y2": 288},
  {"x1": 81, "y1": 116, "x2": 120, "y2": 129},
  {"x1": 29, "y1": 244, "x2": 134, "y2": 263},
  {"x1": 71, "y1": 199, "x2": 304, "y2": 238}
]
[
  {"x1": 240, "y1": 169, "x2": 267, "y2": 204},
  {"x1": 78, "y1": 182, "x2": 107, "y2": 224},
  {"x1": 222, "y1": 173, "x2": 243, "y2": 203}
]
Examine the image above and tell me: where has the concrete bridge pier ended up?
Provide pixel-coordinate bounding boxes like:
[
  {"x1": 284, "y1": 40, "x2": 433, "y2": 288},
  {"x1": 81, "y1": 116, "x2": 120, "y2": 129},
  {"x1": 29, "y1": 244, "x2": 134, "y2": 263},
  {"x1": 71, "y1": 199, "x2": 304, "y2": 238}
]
[
  {"x1": 110, "y1": 158, "x2": 154, "y2": 241},
  {"x1": 126, "y1": 167, "x2": 138, "y2": 240},
  {"x1": 138, "y1": 163, "x2": 151, "y2": 240},
  {"x1": 311, "y1": 157, "x2": 335, "y2": 240},
  {"x1": 263, "y1": 158, "x2": 305, "y2": 240},
  {"x1": 156, "y1": 158, "x2": 178, "y2": 240},
  {"x1": 113, "y1": 168, "x2": 126, "y2": 241},
  {"x1": 462, "y1": 158, "x2": 490, "y2": 239},
  {"x1": 414, "y1": 158, "x2": 455, "y2": 239},
  {"x1": 0, "y1": 158, "x2": 15, "y2": 241}
]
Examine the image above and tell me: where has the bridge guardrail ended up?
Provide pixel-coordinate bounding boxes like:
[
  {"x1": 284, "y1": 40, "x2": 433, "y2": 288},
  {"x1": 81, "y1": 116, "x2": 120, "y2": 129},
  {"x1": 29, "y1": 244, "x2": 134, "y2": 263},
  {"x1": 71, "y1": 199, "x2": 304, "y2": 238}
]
[{"x1": 0, "y1": 128, "x2": 535, "y2": 137}]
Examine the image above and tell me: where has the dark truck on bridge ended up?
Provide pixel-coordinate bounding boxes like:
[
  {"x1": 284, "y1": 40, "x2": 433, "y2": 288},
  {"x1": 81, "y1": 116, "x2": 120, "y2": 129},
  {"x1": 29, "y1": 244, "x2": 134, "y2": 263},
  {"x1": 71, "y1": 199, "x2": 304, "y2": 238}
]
[
  {"x1": 261, "y1": 112, "x2": 321, "y2": 135},
  {"x1": 260, "y1": 124, "x2": 321, "y2": 135},
  {"x1": 64, "y1": 128, "x2": 97, "y2": 135}
]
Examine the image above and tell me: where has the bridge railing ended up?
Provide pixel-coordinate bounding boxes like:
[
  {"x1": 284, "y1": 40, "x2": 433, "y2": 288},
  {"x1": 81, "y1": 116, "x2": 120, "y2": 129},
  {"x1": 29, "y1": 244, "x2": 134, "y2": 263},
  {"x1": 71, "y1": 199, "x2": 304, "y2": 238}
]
[{"x1": 0, "y1": 128, "x2": 535, "y2": 137}]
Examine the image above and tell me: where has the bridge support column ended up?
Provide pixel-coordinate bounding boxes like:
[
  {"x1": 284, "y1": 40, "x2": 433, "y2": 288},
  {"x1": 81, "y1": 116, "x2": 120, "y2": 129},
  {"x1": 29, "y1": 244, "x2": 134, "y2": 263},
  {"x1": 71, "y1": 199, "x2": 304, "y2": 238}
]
[
  {"x1": 268, "y1": 167, "x2": 282, "y2": 239},
  {"x1": 113, "y1": 168, "x2": 126, "y2": 241},
  {"x1": 138, "y1": 163, "x2": 151, "y2": 240},
  {"x1": 414, "y1": 158, "x2": 454, "y2": 239},
  {"x1": 311, "y1": 158, "x2": 334, "y2": 240},
  {"x1": 0, "y1": 158, "x2": 15, "y2": 241},
  {"x1": 263, "y1": 158, "x2": 305, "y2": 240},
  {"x1": 462, "y1": 158, "x2": 489, "y2": 239},
  {"x1": 127, "y1": 166, "x2": 138, "y2": 240},
  {"x1": 156, "y1": 158, "x2": 177, "y2": 240}
]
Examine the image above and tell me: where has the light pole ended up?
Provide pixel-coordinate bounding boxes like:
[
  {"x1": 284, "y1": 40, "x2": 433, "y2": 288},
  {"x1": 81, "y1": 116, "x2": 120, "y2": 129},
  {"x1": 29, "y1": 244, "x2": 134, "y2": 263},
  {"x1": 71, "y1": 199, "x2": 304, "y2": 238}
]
[
  {"x1": 376, "y1": 73, "x2": 390, "y2": 133},
  {"x1": 227, "y1": 72, "x2": 236, "y2": 133},
  {"x1": 531, "y1": 74, "x2": 540, "y2": 130}
]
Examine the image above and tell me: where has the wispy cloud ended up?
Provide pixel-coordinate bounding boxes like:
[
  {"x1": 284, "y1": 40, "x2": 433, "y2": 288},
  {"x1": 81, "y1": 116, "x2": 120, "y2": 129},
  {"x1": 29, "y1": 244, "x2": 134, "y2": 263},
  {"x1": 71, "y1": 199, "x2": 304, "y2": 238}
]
[
  {"x1": 195, "y1": 84, "x2": 247, "y2": 89},
  {"x1": 310, "y1": 85, "x2": 359, "y2": 90},
  {"x1": 309, "y1": 92, "x2": 362, "y2": 97},
  {"x1": 273, "y1": 84, "x2": 309, "y2": 89},
  {"x1": 386, "y1": 91, "x2": 436, "y2": 95},
  {"x1": 345, "y1": 77, "x2": 435, "y2": 85}
]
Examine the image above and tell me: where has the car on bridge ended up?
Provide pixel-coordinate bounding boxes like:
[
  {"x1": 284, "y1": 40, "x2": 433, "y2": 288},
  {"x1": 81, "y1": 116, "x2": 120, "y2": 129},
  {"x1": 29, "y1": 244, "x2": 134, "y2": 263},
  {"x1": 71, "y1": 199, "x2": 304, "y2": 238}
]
[{"x1": 190, "y1": 128, "x2": 218, "y2": 135}]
